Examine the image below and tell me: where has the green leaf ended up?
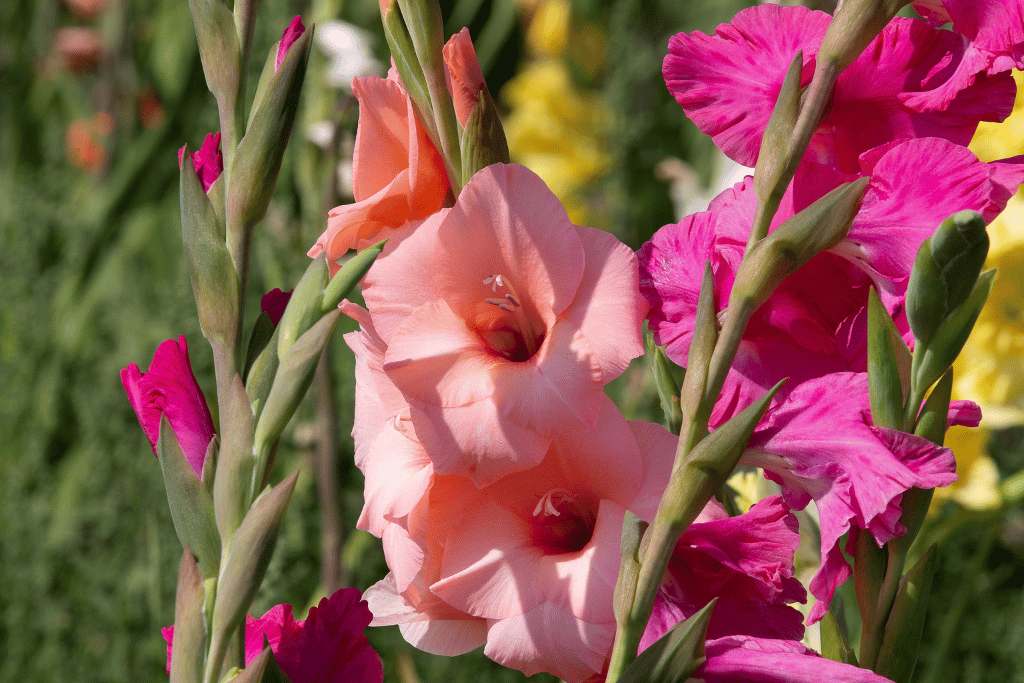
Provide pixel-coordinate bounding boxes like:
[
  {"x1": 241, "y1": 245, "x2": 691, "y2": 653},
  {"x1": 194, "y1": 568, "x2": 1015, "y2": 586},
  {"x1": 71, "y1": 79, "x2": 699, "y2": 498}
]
[
  {"x1": 230, "y1": 645, "x2": 293, "y2": 683},
  {"x1": 243, "y1": 312, "x2": 276, "y2": 382},
  {"x1": 157, "y1": 415, "x2": 221, "y2": 580},
  {"x1": 648, "y1": 340, "x2": 682, "y2": 436},
  {"x1": 875, "y1": 545, "x2": 939, "y2": 683},
  {"x1": 669, "y1": 378, "x2": 785, "y2": 530},
  {"x1": 866, "y1": 287, "x2": 909, "y2": 429},
  {"x1": 169, "y1": 549, "x2": 206, "y2": 683},
  {"x1": 181, "y1": 144, "x2": 239, "y2": 349},
  {"x1": 617, "y1": 599, "x2": 716, "y2": 683},
  {"x1": 680, "y1": 261, "x2": 717, "y2": 432},
  {"x1": 211, "y1": 471, "x2": 299, "y2": 650},
  {"x1": 821, "y1": 606, "x2": 858, "y2": 666}
]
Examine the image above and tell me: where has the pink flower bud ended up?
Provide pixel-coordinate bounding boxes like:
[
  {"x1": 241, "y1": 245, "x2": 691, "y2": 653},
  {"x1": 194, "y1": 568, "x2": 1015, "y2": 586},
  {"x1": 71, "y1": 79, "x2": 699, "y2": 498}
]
[
  {"x1": 163, "y1": 588, "x2": 382, "y2": 682},
  {"x1": 276, "y1": 16, "x2": 306, "y2": 71},
  {"x1": 442, "y1": 28, "x2": 486, "y2": 127},
  {"x1": 177, "y1": 132, "x2": 223, "y2": 192},
  {"x1": 260, "y1": 287, "x2": 293, "y2": 326},
  {"x1": 121, "y1": 336, "x2": 216, "y2": 479}
]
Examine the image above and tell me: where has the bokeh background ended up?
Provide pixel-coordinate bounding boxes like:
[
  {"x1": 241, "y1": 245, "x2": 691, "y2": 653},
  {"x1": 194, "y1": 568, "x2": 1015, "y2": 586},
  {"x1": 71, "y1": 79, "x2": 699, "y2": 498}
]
[{"x1": 1, "y1": 0, "x2": 1023, "y2": 681}]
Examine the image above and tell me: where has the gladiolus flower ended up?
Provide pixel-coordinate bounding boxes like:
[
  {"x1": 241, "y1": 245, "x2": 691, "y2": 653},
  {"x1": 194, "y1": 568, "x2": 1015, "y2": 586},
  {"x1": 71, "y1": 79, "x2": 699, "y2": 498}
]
[
  {"x1": 738, "y1": 372, "x2": 975, "y2": 621},
  {"x1": 663, "y1": 4, "x2": 1016, "y2": 174},
  {"x1": 163, "y1": 589, "x2": 383, "y2": 683},
  {"x1": 120, "y1": 336, "x2": 216, "y2": 479},
  {"x1": 443, "y1": 28, "x2": 487, "y2": 127},
  {"x1": 177, "y1": 132, "x2": 223, "y2": 193},
  {"x1": 640, "y1": 137, "x2": 1024, "y2": 408},
  {"x1": 355, "y1": 163, "x2": 647, "y2": 486},
  {"x1": 261, "y1": 287, "x2": 293, "y2": 327},
  {"x1": 308, "y1": 70, "x2": 450, "y2": 266},
  {"x1": 276, "y1": 16, "x2": 306, "y2": 71},
  {"x1": 909, "y1": 0, "x2": 1024, "y2": 111}
]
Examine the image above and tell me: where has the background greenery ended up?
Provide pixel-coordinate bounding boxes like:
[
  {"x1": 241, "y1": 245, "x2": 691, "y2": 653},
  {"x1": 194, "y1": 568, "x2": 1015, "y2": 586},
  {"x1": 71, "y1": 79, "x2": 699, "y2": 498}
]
[{"x1": 1, "y1": 0, "x2": 1022, "y2": 681}]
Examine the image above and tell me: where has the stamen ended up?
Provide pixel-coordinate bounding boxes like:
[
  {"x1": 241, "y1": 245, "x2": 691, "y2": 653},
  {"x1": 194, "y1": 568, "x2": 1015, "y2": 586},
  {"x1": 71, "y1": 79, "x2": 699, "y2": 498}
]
[
  {"x1": 482, "y1": 275, "x2": 495, "y2": 286},
  {"x1": 505, "y1": 293, "x2": 520, "y2": 307},
  {"x1": 533, "y1": 488, "x2": 575, "y2": 517},
  {"x1": 485, "y1": 297, "x2": 515, "y2": 312}
]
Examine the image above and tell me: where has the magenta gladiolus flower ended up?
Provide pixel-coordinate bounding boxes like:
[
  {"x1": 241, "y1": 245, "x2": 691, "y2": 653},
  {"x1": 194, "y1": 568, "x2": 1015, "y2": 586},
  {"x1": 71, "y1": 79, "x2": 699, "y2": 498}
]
[
  {"x1": 121, "y1": 336, "x2": 216, "y2": 479},
  {"x1": 261, "y1": 287, "x2": 293, "y2": 326},
  {"x1": 276, "y1": 16, "x2": 306, "y2": 71},
  {"x1": 642, "y1": 497, "x2": 807, "y2": 649},
  {"x1": 697, "y1": 636, "x2": 893, "y2": 683},
  {"x1": 738, "y1": 372, "x2": 975, "y2": 621},
  {"x1": 356, "y1": 163, "x2": 648, "y2": 486},
  {"x1": 163, "y1": 589, "x2": 382, "y2": 683},
  {"x1": 640, "y1": 138, "x2": 1024, "y2": 408},
  {"x1": 177, "y1": 132, "x2": 223, "y2": 192},
  {"x1": 908, "y1": 0, "x2": 1024, "y2": 111},
  {"x1": 663, "y1": 5, "x2": 1016, "y2": 173}
]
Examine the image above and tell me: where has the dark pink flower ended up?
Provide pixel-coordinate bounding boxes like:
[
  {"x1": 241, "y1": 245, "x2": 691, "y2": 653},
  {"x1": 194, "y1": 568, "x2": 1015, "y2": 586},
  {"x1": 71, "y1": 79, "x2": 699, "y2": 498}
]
[
  {"x1": 740, "y1": 373, "x2": 970, "y2": 621},
  {"x1": 642, "y1": 497, "x2": 807, "y2": 650},
  {"x1": 121, "y1": 336, "x2": 216, "y2": 479},
  {"x1": 908, "y1": 0, "x2": 1024, "y2": 110},
  {"x1": 177, "y1": 132, "x2": 223, "y2": 192},
  {"x1": 697, "y1": 636, "x2": 893, "y2": 683},
  {"x1": 276, "y1": 16, "x2": 306, "y2": 71},
  {"x1": 663, "y1": 5, "x2": 1016, "y2": 173},
  {"x1": 261, "y1": 287, "x2": 293, "y2": 327},
  {"x1": 640, "y1": 138, "x2": 1024, "y2": 408},
  {"x1": 163, "y1": 589, "x2": 382, "y2": 683}
]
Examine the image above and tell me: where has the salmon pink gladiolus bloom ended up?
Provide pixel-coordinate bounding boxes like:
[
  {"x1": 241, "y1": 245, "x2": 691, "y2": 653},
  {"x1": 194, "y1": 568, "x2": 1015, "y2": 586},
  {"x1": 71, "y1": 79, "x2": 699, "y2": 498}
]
[
  {"x1": 120, "y1": 336, "x2": 216, "y2": 479},
  {"x1": 355, "y1": 163, "x2": 647, "y2": 486},
  {"x1": 163, "y1": 589, "x2": 382, "y2": 683},
  {"x1": 308, "y1": 70, "x2": 450, "y2": 267}
]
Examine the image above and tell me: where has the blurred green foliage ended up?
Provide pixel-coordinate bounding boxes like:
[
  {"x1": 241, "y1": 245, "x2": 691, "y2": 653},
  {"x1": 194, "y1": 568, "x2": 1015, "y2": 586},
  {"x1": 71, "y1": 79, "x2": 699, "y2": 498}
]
[{"x1": 2, "y1": 0, "x2": 1023, "y2": 681}]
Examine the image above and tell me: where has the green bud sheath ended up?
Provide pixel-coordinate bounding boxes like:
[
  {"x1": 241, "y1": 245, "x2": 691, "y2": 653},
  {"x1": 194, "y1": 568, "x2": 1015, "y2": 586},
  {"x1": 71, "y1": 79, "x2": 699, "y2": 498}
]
[
  {"x1": 905, "y1": 210, "x2": 989, "y2": 346},
  {"x1": 616, "y1": 600, "x2": 715, "y2": 683}
]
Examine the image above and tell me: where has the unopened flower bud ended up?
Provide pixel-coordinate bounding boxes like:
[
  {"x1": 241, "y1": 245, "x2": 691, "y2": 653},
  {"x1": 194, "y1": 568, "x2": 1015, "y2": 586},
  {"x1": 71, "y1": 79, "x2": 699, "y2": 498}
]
[
  {"x1": 905, "y1": 210, "x2": 989, "y2": 346},
  {"x1": 178, "y1": 132, "x2": 223, "y2": 192},
  {"x1": 275, "y1": 16, "x2": 305, "y2": 71}
]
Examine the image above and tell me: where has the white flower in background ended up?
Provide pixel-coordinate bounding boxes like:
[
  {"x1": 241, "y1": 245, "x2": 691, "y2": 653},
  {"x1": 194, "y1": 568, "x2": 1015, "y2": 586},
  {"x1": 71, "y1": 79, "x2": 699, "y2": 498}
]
[{"x1": 316, "y1": 21, "x2": 383, "y2": 89}]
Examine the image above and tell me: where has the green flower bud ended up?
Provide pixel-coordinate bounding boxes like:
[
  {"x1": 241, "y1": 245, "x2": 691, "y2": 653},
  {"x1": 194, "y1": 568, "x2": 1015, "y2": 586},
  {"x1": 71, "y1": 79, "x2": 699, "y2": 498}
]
[{"x1": 905, "y1": 210, "x2": 989, "y2": 347}]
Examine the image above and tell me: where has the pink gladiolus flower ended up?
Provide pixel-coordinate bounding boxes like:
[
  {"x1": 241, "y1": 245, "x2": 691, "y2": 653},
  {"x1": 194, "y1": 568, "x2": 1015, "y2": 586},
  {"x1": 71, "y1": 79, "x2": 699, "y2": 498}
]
[
  {"x1": 121, "y1": 336, "x2": 216, "y2": 479},
  {"x1": 358, "y1": 406, "x2": 816, "y2": 682},
  {"x1": 640, "y1": 138, "x2": 1024, "y2": 407},
  {"x1": 276, "y1": 16, "x2": 306, "y2": 71},
  {"x1": 261, "y1": 287, "x2": 293, "y2": 327},
  {"x1": 663, "y1": 5, "x2": 1016, "y2": 173},
  {"x1": 355, "y1": 163, "x2": 647, "y2": 486},
  {"x1": 308, "y1": 70, "x2": 450, "y2": 268},
  {"x1": 163, "y1": 589, "x2": 382, "y2": 683},
  {"x1": 908, "y1": 0, "x2": 1024, "y2": 111},
  {"x1": 177, "y1": 132, "x2": 223, "y2": 192}
]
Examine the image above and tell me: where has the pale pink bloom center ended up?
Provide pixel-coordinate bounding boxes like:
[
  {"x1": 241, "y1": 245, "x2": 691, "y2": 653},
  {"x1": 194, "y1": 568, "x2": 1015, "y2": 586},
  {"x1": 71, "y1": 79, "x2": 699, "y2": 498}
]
[{"x1": 472, "y1": 274, "x2": 547, "y2": 362}]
